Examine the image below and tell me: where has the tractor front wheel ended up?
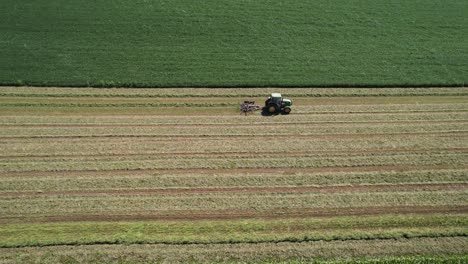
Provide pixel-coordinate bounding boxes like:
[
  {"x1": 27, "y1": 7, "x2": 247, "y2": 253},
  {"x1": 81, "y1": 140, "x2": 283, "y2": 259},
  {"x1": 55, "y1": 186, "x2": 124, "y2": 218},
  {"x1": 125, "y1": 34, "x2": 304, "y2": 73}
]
[{"x1": 283, "y1": 107, "x2": 291, "y2": 114}]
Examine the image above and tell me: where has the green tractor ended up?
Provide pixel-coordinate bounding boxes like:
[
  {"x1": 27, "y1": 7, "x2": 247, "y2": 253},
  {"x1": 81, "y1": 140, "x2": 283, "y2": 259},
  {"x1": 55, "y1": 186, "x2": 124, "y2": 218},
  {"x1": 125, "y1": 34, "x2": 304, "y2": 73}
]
[{"x1": 264, "y1": 93, "x2": 293, "y2": 114}]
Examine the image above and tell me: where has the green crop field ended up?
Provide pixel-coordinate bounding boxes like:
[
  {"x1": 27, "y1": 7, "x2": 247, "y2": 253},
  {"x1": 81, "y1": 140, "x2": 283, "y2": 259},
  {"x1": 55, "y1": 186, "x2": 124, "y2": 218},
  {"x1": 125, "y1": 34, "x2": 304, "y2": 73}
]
[
  {"x1": 0, "y1": 87, "x2": 467, "y2": 263},
  {"x1": 0, "y1": 0, "x2": 467, "y2": 87}
]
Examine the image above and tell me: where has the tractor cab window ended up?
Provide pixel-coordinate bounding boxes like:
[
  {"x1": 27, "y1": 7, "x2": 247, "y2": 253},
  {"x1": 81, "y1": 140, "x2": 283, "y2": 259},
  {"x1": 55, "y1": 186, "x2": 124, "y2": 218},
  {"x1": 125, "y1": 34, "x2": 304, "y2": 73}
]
[{"x1": 271, "y1": 97, "x2": 281, "y2": 104}]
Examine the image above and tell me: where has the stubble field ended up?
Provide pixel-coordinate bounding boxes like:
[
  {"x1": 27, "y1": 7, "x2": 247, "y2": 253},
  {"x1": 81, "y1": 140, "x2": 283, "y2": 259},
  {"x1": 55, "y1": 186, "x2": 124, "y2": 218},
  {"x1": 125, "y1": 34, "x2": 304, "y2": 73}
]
[{"x1": 0, "y1": 87, "x2": 467, "y2": 263}]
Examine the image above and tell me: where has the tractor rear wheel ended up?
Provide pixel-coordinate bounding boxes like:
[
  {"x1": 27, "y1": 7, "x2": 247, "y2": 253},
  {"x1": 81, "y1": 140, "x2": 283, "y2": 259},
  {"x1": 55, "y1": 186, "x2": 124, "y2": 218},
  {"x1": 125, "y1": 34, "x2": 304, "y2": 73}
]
[{"x1": 268, "y1": 103, "x2": 279, "y2": 113}]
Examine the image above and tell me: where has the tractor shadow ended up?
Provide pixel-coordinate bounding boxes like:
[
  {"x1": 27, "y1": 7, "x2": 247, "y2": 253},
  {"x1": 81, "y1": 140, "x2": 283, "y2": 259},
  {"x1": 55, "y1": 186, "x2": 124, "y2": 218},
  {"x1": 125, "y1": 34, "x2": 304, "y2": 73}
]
[{"x1": 261, "y1": 107, "x2": 287, "y2": 116}]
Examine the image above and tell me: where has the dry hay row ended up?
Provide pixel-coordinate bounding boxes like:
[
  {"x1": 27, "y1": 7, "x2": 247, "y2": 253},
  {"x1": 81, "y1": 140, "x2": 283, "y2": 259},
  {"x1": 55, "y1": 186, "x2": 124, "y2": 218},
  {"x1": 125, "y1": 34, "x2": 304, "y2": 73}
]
[
  {"x1": 2, "y1": 87, "x2": 467, "y2": 96},
  {"x1": 0, "y1": 237, "x2": 465, "y2": 263},
  {"x1": 0, "y1": 133, "x2": 462, "y2": 151},
  {"x1": 1, "y1": 119, "x2": 467, "y2": 128},
  {"x1": 0, "y1": 130, "x2": 466, "y2": 140},
  {"x1": 1, "y1": 135, "x2": 463, "y2": 157},
  {"x1": 292, "y1": 109, "x2": 468, "y2": 114},
  {"x1": 2, "y1": 101, "x2": 467, "y2": 113},
  {"x1": 3, "y1": 103, "x2": 467, "y2": 114},
  {"x1": 1, "y1": 206, "x2": 467, "y2": 224},
  {"x1": 1, "y1": 127, "x2": 465, "y2": 139},
  {"x1": 1, "y1": 147, "x2": 466, "y2": 160},
  {"x1": 1, "y1": 189, "x2": 465, "y2": 216},
  {"x1": 1, "y1": 152, "x2": 466, "y2": 173},
  {"x1": 1, "y1": 164, "x2": 466, "y2": 178},
  {"x1": 1, "y1": 119, "x2": 464, "y2": 130},
  {"x1": 5, "y1": 86, "x2": 468, "y2": 93},
  {"x1": 1, "y1": 168, "x2": 466, "y2": 199},
  {"x1": 1, "y1": 168, "x2": 466, "y2": 193},
  {"x1": 0, "y1": 183, "x2": 466, "y2": 198},
  {"x1": 1, "y1": 111, "x2": 466, "y2": 124}
]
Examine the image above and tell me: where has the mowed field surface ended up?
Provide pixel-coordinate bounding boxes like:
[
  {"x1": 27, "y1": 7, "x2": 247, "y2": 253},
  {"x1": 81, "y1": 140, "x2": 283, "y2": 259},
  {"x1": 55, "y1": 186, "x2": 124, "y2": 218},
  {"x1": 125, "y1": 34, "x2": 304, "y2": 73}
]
[
  {"x1": 1, "y1": 0, "x2": 467, "y2": 87},
  {"x1": 0, "y1": 87, "x2": 467, "y2": 263}
]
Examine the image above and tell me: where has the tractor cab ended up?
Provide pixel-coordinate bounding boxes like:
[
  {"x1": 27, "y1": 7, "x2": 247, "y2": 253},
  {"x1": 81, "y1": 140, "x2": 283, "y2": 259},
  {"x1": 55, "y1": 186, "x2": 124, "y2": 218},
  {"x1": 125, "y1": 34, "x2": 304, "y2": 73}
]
[
  {"x1": 265, "y1": 93, "x2": 293, "y2": 114},
  {"x1": 269, "y1": 93, "x2": 282, "y2": 105}
]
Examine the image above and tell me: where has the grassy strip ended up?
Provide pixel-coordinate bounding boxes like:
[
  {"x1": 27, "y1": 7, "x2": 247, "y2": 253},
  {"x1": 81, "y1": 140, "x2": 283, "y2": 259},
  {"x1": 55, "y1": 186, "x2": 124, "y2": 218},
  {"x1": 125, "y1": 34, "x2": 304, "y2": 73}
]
[
  {"x1": 1, "y1": 228, "x2": 465, "y2": 248},
  {"x1": 0, "y1": 111, "x2": 468, "y2": 121},
  {"x1": 0, "y1": 99, "x2": 465, "y2": 116},
  {"x1": 1, "y1": 191, "x2": 465, "y2": 216},
  {"x1": 2, "y1": 88, "x2": 467, "y2": 97},
  {"x1": 1, "y1": 152, "x2": 466, "y2": 172},
  {"x1": 1, "y1": 102, "x2": 468, "y2": 116},
  {"x1": 2, "y1": 138, "x2": 464, "y2": 159},
  {"x1": 0, "y1": 238, "x2": 466, "y2": 264},
  {"x1": 1, "y1": 170, "x2": 466, "y2": 192},
  {"x1": 1, "y1": 112, "x2": 468, "y2": 124},
  {"x1": 0, "y1": 94, "x2": 467, "y2": 109},
  {"x1": 2, "y1": 92, "x2": 468, "y2": 98},
  {"x1": 2, "y1": 107, "x2": 466, "y2": 117},
  {"x1": 294, "y1": 104, "x2": 468, "y2": 113},
  {"x1": 0, "y1": 106, "x2": 233, "y2": 116},
  {"x1": 1, "y1": 99, "x2": 467, "y2": 112},
  {"x1": 2, "y1": 150, "x2": 465, "y2": 162},
  {"x1": 2, "y1": 96, "x2": 467, "y2": 108},
  {"x1": 282, "y1": 256, "x2": 468, "y2": 264},
  {"x1": 0, "y1": 87, "x2": 468, "y2": 98},
  {"x1": 0, "y1": 131, "x2": 464, "y2": 158},
  {"x1": 1, "y1": 123, "x2": 467, "y2": 138},
  {"x1": 0, "y1": 214, "x2": 466, "y2": 248},
  {"x1": 322, "y1": 255, "x2": 468, "y2": 264},
  {"x1": 0, "y1": 102, "x2": 238, "y2": 108}
]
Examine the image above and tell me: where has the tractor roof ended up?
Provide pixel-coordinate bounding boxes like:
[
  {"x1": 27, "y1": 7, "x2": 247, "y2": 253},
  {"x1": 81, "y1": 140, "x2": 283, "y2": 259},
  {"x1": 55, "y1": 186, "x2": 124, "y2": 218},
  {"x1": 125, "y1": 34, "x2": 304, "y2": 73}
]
[{"x1": 271, "y1": 93, "x2": 282, "y2": 98}]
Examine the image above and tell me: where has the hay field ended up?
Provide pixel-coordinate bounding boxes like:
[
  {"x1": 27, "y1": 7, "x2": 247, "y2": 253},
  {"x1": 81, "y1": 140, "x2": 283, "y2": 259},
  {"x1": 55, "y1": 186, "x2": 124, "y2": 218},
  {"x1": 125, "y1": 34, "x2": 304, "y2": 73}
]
[{"x1": 0, "y1": 87, "x2": 467, "y2": 263}]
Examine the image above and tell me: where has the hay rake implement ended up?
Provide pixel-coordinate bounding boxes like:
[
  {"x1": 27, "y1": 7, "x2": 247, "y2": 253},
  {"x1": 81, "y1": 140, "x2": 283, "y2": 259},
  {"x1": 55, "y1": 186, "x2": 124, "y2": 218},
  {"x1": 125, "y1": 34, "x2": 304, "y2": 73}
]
[{"x1": 240, "y1": 101, "x2": 261, "y2": 115}]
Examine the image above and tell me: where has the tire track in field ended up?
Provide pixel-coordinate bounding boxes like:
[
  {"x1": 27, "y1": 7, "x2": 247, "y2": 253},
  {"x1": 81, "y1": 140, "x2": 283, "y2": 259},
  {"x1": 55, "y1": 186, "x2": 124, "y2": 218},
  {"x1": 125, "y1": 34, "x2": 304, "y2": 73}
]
[
  {"x1": 1, "y1": 164, "x2": 466, "y2": 178},
  {"x1": 1, "y1": 183, "x2": 465, "y2": 197},
  {"x1": 2, "y1": 205, "x2": 466, "y2": 224},
  {"x1": 1, "y1": 148, "x2": 466, "y2": 160},
  {"x1": 0, "y1": 130, "x2": 466, "y2": 140}
]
